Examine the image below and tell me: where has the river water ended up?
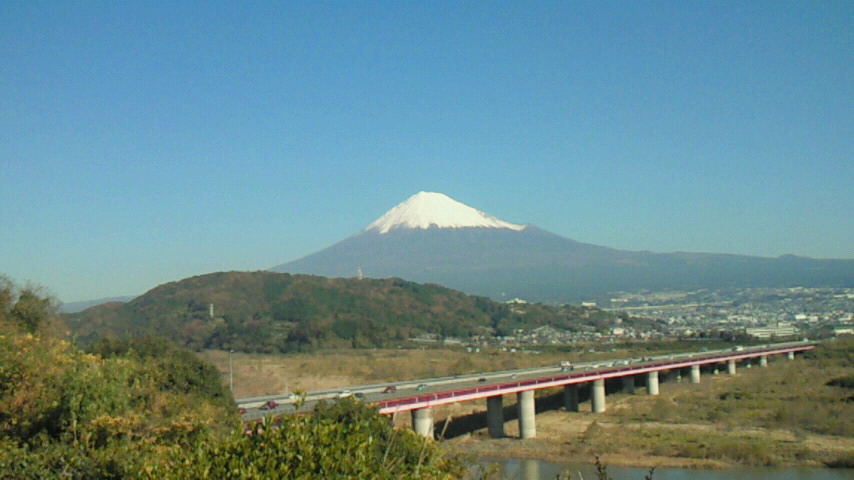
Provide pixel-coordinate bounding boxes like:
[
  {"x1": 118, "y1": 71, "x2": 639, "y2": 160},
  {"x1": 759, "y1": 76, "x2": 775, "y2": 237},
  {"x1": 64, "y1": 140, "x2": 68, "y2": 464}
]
[{"x1": 480, "y1": 458, "x2": 854, "y2": 480}]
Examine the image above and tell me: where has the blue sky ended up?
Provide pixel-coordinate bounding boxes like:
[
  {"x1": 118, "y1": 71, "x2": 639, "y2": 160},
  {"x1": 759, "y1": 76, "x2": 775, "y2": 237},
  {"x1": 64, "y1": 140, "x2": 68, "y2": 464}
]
[{"x1": 2, "y1": 1, "x2": 852, "y2": 303}]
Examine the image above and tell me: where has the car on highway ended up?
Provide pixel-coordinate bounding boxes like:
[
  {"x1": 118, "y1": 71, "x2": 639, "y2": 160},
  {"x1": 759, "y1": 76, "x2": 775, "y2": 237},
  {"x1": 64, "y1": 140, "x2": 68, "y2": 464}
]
[
  {"x1": 260, "y1": 401, "x2": 279, "y2": 410},
  {"x1": 354, "y1": 392, "x2": 365, "y2": 400},
  {"x1": 416, "y1": 384, "x2": 428, "y2": 391},
  {"x1": 238, "y1": 407, "x2": 247, "y2": 415},
  {"x1": 337, "y1": 390, "x2": 352, "y2": 398},
  {"x1": 478, "y1": 377, "x2": 487, "y2": 382},
  {"x1": 383, "y1": 385, "x2": 397, "y2": 393}
]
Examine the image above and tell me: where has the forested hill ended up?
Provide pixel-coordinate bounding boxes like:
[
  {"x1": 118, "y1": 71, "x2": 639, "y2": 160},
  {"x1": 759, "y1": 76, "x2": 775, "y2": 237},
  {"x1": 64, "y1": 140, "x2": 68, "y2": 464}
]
[{"x1": 64, "y1": 271, "x2": 615, "y2": 353}]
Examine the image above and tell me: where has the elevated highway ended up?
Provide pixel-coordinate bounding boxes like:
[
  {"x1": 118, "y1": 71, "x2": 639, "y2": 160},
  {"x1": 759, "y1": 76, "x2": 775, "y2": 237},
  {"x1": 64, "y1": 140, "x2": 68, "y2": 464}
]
[{"x1": 237, "y1": 340, "x2": 815, "y2": 439}]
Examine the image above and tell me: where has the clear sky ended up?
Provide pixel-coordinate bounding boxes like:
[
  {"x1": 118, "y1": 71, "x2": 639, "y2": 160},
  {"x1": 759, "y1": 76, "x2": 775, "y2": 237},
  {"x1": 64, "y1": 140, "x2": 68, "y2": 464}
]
[{"x1": 2, "y1": 1, "x2": 852, "y2": 303}]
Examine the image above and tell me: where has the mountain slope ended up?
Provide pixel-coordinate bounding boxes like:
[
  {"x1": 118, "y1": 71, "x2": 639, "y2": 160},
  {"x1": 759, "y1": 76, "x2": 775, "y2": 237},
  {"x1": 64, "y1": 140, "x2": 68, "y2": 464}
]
[
  {"x1": 65, "y1": 271, "x2": 606, "y2": 352},
  {"x1": 272, "y1": 193, "x2": 854, "y2": 302}
]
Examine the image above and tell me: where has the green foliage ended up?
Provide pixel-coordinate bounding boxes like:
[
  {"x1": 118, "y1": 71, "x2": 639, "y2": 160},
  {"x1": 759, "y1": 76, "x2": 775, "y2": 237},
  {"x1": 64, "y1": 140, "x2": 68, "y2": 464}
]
[
  {"x1": 86, "y1": 336, "x2": 233, "y2": 410},
  {"x1": 0, "y1": 329, "x2": 467, "y2": 478},
  {"x1": 0, "y1": 277, "x2": 241, "y2": 479},
  {"x1": 162, "y1": 398, "x2": 465, "y2": 479},
  {"x1": 0, "y1": 329, "x2": 242, "y2": 479}
]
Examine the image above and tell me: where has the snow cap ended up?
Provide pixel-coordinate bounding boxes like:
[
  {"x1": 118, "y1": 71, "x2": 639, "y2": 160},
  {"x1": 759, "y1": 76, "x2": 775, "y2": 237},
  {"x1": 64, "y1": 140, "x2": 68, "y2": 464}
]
[{"x1": 365, "y1": 192, "x2": 525, "y2": 234}]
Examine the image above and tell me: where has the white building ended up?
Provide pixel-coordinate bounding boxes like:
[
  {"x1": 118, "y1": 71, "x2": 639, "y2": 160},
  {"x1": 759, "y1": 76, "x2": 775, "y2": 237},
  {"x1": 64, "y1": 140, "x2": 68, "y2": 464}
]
[{"x1": 745, "y1": 321, "x2": 797, "y2": 339}]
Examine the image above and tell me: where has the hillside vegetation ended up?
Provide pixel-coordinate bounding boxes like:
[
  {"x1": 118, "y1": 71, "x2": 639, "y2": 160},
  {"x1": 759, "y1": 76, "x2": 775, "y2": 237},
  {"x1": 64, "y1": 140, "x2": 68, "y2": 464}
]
[{"x1": 65, "y1": 271, "x2": 618, "y2": 353}]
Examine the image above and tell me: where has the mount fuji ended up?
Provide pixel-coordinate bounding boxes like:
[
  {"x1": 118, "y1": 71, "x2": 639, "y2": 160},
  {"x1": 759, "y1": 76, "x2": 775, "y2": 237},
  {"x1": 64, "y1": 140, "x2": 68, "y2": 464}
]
[{"x1": 271, "y1": 192, "x2": 854, "y2": 303}]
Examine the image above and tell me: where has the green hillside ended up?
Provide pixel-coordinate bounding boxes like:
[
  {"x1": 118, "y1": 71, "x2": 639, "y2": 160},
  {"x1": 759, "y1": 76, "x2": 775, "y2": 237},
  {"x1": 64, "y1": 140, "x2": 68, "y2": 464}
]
[{"x1": 65, "y1": 271, "x2": 614, "y2": 353}]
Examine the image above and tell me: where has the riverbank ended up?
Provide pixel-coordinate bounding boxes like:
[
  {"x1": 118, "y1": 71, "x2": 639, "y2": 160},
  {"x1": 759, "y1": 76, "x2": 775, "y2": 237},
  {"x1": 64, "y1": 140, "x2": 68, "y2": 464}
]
[
  {"x1": 446, "y1": 409, "x2": 854, "y2": 469},
  {"x1": 444, "y1": 347, "x2": 854, "y2": 469}
]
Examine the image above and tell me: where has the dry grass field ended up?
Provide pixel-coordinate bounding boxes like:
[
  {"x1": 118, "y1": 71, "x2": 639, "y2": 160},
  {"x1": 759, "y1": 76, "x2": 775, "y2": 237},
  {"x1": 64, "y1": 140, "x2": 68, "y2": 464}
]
[{"x1": 199, "y1": 346, "x2": 586, "y2": 397}]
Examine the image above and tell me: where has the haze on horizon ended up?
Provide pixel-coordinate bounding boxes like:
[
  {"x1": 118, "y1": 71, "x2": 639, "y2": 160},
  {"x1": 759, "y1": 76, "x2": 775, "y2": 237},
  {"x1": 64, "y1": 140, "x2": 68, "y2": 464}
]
[{"x1": 1, "y1": 2, "x2": 851, "y2": 303}]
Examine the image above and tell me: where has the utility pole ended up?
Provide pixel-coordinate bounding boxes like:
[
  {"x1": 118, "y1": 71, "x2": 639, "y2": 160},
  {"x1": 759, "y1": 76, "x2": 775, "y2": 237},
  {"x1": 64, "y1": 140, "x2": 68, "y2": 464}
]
[{"x1": 229, "y1": 349, "x2": 234, "y2": 394}]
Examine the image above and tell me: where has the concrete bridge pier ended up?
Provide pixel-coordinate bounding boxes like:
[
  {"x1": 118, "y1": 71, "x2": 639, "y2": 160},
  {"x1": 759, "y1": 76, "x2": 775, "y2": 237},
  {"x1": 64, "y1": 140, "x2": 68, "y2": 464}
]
[
  {"x1": 486, "y1": 396, "x2": 505, "y2": 438},
  {"x1": 591, "y1": 379, "x2": 606, "y2": 413},
  {"x1": 563, "y1": 384, "x2": 579, "y2": 412},
  {"x1": 622, "y1": 375, "x2": 635, "y2": 394},
  {"x1": 517, "y1": 390, "x2": 536, "y2": 439},
  {"x1": 411, "y1": 407, "x2": 433, "y2": 439},
  {"x1": 690, "y1": 364, "x2": 701, "y2": 384},
  {"x1": 787, "y1": 351, "x2": 795, "y2": 361},
  {"x1": 727, "y1": 359, "x2": 737, "y2": 375},
  {"x1": 675, "y1": 370, "x2": 682, "y2": 382},
  {"x1": 646, "y1": 371, "x2": 659, "y2": 395},
  {"x1": 760, "y1": 355, "x2": 768, "y2": 367}
]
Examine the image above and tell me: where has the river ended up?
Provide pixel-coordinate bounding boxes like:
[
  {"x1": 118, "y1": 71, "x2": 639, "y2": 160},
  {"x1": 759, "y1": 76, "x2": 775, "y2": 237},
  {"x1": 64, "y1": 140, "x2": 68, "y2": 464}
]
[{"x1": 480, "y1": 458, "x2": 854, "y2": 480}]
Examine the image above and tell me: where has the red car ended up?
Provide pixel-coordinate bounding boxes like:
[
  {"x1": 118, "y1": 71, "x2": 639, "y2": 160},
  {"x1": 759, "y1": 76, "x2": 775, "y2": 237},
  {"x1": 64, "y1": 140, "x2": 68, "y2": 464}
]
[{"x1": 260, "y1": 400, "x2": 279, "y2": 410}]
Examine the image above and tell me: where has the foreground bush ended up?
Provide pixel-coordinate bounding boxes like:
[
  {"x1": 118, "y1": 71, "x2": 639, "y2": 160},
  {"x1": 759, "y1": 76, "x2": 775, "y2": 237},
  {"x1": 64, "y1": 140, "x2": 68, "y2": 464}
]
[
  {"x1": 0, "y1": 330, "x2": 466, "y2": 478},
  {"x1": 164, "y1": 398, "x2": 465, "y2": 479},
  {"x1": 0, "y1": 331, "x2": 237, "y2": 479}
]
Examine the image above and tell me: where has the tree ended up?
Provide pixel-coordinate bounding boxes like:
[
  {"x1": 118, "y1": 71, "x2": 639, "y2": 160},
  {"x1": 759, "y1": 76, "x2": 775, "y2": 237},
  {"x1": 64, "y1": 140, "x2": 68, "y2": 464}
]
[
  {"x1": 87, "y1": 336, "x2": 234, "y2": 410},
  {"x1": 0, "y1": 275, "x2": 59, "y2": 335}
]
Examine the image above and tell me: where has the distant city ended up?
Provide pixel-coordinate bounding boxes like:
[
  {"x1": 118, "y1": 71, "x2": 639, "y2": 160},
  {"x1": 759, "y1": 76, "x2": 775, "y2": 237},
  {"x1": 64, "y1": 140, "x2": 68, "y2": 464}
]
[{"x1": 458, "y1": 287, "x2": 854, "y2": 348}]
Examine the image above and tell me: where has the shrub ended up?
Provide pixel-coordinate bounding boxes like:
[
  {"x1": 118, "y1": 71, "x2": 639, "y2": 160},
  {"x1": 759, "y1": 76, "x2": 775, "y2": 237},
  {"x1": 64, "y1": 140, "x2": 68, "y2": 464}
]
[{"x1": 167, "y1": 398, "x2": 465, "y2": 479}]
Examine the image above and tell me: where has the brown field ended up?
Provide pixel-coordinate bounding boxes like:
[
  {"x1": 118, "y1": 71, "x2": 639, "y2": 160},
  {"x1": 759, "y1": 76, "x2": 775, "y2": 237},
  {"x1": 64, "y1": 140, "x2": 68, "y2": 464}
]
[{"x1": 200, "y1": 346, "x2": 611, "y2": 398}]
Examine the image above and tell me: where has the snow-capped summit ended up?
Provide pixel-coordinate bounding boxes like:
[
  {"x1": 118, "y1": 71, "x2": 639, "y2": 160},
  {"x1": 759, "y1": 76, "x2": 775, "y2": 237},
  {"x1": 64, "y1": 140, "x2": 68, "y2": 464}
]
[{"x1": 365, "y1": 192, "x2": 526, "y2": 234}]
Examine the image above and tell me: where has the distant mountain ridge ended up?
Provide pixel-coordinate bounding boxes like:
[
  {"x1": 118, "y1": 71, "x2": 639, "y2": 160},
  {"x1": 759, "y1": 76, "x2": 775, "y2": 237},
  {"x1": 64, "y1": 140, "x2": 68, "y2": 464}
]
[
  {"x1": 60, "y1": 295, "x2": 137, "y2": 313},
  {"x1": 272, "y1": 193, "x2": 854, "y2": 303}
]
